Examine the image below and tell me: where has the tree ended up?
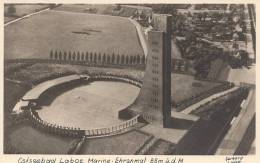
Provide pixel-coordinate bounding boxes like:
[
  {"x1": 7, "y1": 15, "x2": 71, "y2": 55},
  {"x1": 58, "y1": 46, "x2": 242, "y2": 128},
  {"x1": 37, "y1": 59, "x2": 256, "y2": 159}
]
[
  {"x1": 136, "y1": 55, "x2": 140, "y2": 64},
  {"x1": 68, "y1": 51, "x2": 72, "y2": 60},
  {"x1": 81, "y1": 52, "x2": 84, "y2": 60},
  {"x1": 63, "y1": 51, "x2": 67, "y2": 60},
  {"x1": 72, "y1": 52, "x2": 76, "y2": 60},
  {"x1": 185, "y1": 30, "x2": 197, "y2": 43},
  {"x1": 116, "y1": 55, "x2": 120, "y2": 64},
  {"x1": 59, "y1": 51, "x2": 62, "y2": 60},
  {"x1": 77, "y1": 52, "x2": 80, "y2": 60},
  {"x1": 141, "y1": 55, "x2": 145, "y2": 64},
  {"x1": 111, "y1": 53, "x2": 115, "y2": 64},
  {"x1": 89, "y1": 52, "x2": 93, "y2": 61},
  {"x1": 85, "y1": 52, "x2": 89, "y2": 61},
  {"x1": 133, "y1": 55, "x2": 136, "y2": 64},
  {"x1": 107, "y1": 55, "x2": 110, "y2": 64},
  {"x1": 102, "y1": 53, "x2": 106, "y2": 64},
  {"x1": 7, "y1": 5, "x2": 16, "y2": 15},
  {"x1": 50, "y1": 50, "x2": 53, "y2": 59},
  {"x1": 121, "y1": 55, "x2": 125, "y2": 64},
  {"x1": 98, "y1": 53, "x2": 101, "y2": 63},
  {"x1": 129, "y1": 56, "x2": 133, "y2": 64},
  {"x1": 93, "y1": 53, "x2": 97, "y2": 63},
  {"x1": 125, "y1": 55, "x2": 129, "y2": 64},
  {"x1": 54, "y1": 50, "x2": 58, "y2": 60}
]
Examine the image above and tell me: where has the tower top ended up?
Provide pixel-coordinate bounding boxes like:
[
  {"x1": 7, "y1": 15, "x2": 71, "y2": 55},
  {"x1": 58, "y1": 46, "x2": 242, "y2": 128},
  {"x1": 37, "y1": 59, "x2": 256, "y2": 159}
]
[{"x1": 152, "y1": 14, "x2": 172, "y2": 34}]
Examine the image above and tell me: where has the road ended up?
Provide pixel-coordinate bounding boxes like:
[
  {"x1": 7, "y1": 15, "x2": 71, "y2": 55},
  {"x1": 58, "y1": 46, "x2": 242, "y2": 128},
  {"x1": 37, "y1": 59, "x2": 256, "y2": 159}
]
[
  {"x1": 129, "y1": 18, "x2": 149, "y2": 56},
  {"x1": 215, "y1": 89, "x2": 255, "y2": 155}
]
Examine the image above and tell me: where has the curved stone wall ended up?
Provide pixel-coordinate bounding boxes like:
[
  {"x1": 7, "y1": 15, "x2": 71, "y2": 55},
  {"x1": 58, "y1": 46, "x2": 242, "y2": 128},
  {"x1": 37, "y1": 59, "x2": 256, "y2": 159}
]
[
  {"x1": 17, "y1": 73, "x2": 142, "y2": 138},
  {"x1": 89, "y1": 73, "x2": 142, "y2": 88},
  {"x1": 28, "y1": 109, "x2": 84, "y2": 137},
  {"x1": 28, "y1": 107, "x2": 140, "y2": 138}
]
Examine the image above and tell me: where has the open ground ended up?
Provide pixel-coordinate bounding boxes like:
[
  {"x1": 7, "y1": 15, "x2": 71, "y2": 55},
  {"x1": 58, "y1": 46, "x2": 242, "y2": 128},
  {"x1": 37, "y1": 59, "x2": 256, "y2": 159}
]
[{"x1": 5, "y1": 10, "x2": 143, "y2": 60}]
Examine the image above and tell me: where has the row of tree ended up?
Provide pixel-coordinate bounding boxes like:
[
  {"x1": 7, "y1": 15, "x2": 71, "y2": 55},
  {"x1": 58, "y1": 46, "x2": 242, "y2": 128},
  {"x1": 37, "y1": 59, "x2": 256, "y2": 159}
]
[{"x1": 50, "y1": 50, "x2": 146, "y2": 65}]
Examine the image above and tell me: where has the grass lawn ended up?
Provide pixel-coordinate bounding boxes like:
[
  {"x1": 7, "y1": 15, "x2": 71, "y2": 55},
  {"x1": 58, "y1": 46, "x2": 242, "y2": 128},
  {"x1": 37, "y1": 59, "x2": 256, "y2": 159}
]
[
  {"x1": 6, "y1": 62, "x2": 221, "y2": 105},
  {"x1": 4, "y1": 16, "x2": 17, "y2": 23},
  {"x1": 4, "y1": 4, "x2": 50, "y2": 17},
  {"x1": 7, "y1": 63, "x2": 143, "y2": 83},
  {"x1": 80, "y1": 130, "x2": 151, "y2": 154},
  {"x1": 4, "y1": 4, "x2": 50, "y2": 22},
  {"x1": 171, "y1": 73, "x2": 222, "y2": 104},
  {"x1": 4, "y1": 81, "x2": 31, "y2": 149},
  {"x1": 8, "y1": 123, "x2": 77, "y2": 154},
  {"x1": 5, "y1": 10, "x2": 143, "y2": 60},
  {"x1": 145, "y1": 139, "x2": 175, "y2": 155},
  {"x1": 54, "y1": 4, "x2": 116, "y2": 15},
  {"x1": 4, "y1": 81, "x2": 30, "y2": 114}
]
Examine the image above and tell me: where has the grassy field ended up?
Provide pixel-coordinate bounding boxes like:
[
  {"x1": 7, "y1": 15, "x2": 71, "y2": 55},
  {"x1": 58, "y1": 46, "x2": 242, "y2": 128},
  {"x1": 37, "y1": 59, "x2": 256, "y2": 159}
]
[
  {"x1": 145, "y1": 139, "x2": 175, "y2": 155},
  {"x1": 7, "y1": 123, "x2": 77, "y2": 154},
  {"x1": 6, "y1": 63, "x2": 143, "y2": 82},
  {"x1": 4, "y1": 16, "x2": 16, "y2": 23},
  {"x1": 4, "y1": 81, "x2": 31, "y2": 152},
  {"x1": 6, "y1": 62, "x2": 221, "y2": 104},
  {"x1": 4, "y1": 81, "x2": 30, "y2": 114},
  {"x1": 80, "y1": 130, "x2": 151, "y2": 154},
  {"x1": 54, "y1": 4, "x2": 116, "y2": 15},
  {"x1": 54, "y1": 4, "x2": 152, "y2": 18},
  {"x1": 4, "y1": 4, "x2": 50, "y2": 22},
  {"x1": 5, "y1": 10, "x2": 143, "y2": 60},
  {"x1": 171, "y1": 73, "x2": 221, "y2": 104}
]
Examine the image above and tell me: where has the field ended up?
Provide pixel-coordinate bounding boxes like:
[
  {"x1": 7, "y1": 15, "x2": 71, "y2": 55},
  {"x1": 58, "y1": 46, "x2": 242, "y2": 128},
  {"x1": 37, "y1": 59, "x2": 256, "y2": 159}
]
[
  {"x1": 4, "y1": 10, "x2": 143, "y2": 60},
  {"x1": 7, "y1": 123, "x2": 77, "y2": 154},
  {"x1": 145, "y1": 139, "x2": 175, "y2": 155},
  {"x1": 171, "y1": 73, "x2": 221, "y2": 104},
  {"x1": 54, "y1": 4, "x2": 152, "y2": 18},
  {"x1": 6, "y1": 63, "x2": 144, "y2": 82},
  {"x1": 80, "y1": 130, "x2": 151, "y2": 154},
  {"x1": 54, "y1": 4, "x2": 116, "y2": 15},
  {"x1": 4, "y1": 80, "x2": 31, "y2": 134},
  {"x1": 6, "y1": 63, "x2": 221, "y2": 105},
  {"x1": 4, "y1": 4, "x2": 50, "y2": 23}
]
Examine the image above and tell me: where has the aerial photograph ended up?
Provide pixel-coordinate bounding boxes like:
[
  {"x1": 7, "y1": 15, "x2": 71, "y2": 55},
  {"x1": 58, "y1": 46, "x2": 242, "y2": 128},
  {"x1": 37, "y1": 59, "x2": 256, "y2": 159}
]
[{"x1": 4, "y1": 3, "x2": 255, "y2": 155}]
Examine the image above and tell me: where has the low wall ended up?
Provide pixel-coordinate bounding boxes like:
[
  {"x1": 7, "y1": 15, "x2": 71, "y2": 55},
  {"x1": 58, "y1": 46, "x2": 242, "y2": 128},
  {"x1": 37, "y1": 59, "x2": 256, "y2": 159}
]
[
  {"x1": 84, "y1": 115, "x2": 139, "y2": 137},
  {"x1": 21, "y1": 73, "x2": 142, "y2": 138},
  {"x1": 27, "y1": 108, "x2": 140, "y2": 138},
  {"x1": 27, "y1": 109, "x2": 84, "y2": 138},
  {"x1": 22, "y1": 74, "x2": 84, "y2": 101},
  {"x1": 90, "y1": 73, "x2": 142, "y2": 88}
]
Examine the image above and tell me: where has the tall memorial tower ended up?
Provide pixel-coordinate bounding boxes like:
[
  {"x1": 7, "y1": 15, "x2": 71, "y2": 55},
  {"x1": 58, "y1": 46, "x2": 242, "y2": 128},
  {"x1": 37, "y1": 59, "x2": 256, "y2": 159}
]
[
  {"x1": 119, "y1": 14, "x2": 172, "y2": 127},
  {"x1": 139, "y1": 14, "x2": 172, "y2": 127}
]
